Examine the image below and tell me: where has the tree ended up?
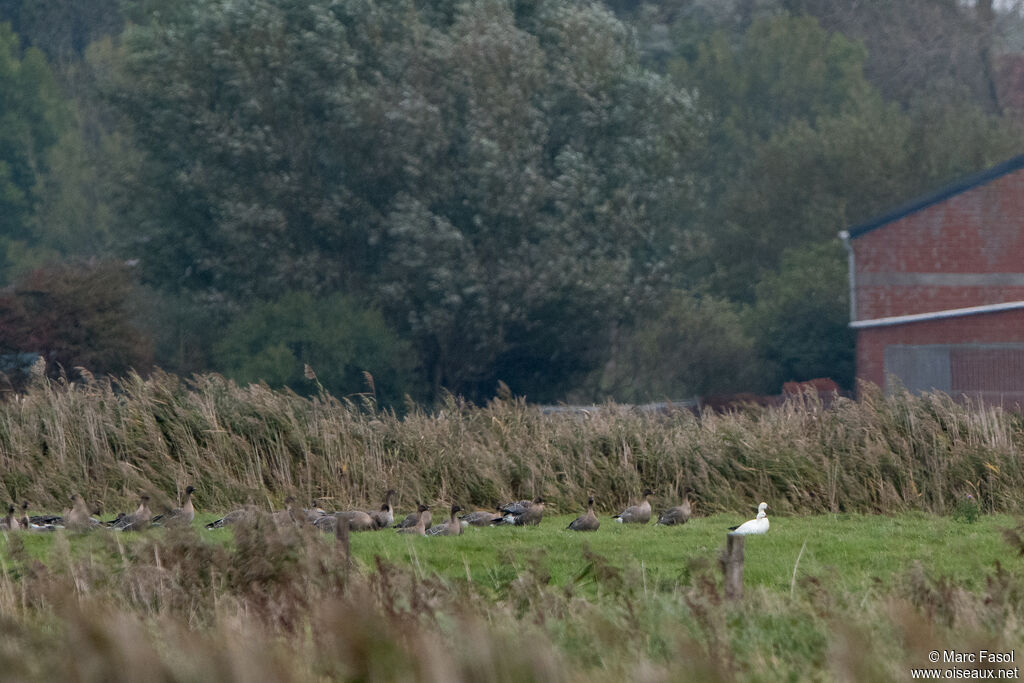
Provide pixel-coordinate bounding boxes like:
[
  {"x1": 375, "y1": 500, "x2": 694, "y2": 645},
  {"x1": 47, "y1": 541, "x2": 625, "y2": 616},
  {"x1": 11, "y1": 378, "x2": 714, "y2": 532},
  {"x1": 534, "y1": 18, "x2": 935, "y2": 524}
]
[
  {"x1": 0, "y1": 262, "x2": 152, "y2": 384},
  {"x1": 675, "y1": 14, "x2": 1019, "y2": 301},
  {"x1": 111, "y1": 0, "x2": 700, "y2": 400},
  {"x1": 0, "y1": 22, "x2": 66, "y2": 283},
  {"x1": 213, "y1": 292, "x2": 422, "y2": 406},
  {"x1": 0, "y1": 0, "x2": 123, "y2": 63},
  {"x1": 584, "y1": 290, "x2": 756, "y2": 402},
  {"x1": 746, "y1": 242, "x2": 854, "y2": 391}
]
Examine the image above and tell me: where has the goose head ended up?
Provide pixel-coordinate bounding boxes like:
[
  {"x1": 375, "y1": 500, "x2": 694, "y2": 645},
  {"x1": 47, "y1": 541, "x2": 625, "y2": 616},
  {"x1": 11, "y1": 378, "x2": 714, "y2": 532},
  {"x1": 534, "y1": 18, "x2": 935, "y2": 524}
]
[
  {"x1": 185, "y1": 486, "x2": 195, "y2": 496},
  {"x1": 642, "y1": 489, "x2": 653, "y2": 498}
]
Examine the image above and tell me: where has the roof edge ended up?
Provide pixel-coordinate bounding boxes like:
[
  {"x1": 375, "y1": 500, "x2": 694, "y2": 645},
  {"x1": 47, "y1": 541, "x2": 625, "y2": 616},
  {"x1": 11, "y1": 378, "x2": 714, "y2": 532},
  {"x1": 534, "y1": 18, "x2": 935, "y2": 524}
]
[
  {"x1": 850, "y1": 300, "x2": 1024, "y2": 329},
  {"x1": 846, "y1": 154, "x2": 1024, "y2": 240}
]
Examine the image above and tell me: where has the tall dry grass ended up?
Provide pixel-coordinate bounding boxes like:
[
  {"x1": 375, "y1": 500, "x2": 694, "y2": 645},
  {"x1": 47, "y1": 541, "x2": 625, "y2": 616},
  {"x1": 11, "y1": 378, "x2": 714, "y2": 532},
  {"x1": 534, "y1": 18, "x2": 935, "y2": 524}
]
[{"x1": 0, "y1": 371, "x2": 1023, "y2": 515}]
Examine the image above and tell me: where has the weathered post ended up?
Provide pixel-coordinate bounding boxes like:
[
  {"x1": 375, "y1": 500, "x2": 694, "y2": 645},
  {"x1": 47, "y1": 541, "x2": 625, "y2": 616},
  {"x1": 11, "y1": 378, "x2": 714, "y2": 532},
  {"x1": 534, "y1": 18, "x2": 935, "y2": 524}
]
[
  {"x1": 721, "y1": 533, "x2": 745, "y2": 600},
  {"x1": 335, "y1": 513, "x2": 351, "y2": 587}
]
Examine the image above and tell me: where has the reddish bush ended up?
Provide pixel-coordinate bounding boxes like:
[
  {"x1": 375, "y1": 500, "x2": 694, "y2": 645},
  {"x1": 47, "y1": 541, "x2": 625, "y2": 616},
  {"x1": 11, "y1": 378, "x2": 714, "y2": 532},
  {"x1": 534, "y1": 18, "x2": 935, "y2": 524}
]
[{"x1": 0, "y1": 261, "x2": 152, "y2": 389}]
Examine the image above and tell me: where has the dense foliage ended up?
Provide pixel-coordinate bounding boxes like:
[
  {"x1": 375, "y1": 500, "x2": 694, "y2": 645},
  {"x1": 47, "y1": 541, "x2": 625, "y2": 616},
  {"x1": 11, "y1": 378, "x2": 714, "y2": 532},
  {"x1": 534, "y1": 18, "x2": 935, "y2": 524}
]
[{"x1": 0, "y1": 0, "x2": 1022, "y2": 403}]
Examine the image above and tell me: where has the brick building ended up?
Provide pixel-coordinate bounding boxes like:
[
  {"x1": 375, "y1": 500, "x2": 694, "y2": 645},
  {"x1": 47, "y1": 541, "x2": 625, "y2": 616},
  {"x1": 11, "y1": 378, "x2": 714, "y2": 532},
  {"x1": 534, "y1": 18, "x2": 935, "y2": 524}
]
[{"x1": 840, "y1": 154, "x2": 1024, "y2": 406}]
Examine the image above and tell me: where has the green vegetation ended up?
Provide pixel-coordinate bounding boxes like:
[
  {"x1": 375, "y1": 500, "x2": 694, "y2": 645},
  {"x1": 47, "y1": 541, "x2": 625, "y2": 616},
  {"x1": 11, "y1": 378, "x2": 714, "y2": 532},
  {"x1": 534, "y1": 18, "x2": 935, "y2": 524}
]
[
  {"x1": 1, "y1": 512, "x2": 1022, "y2": 681},
  {"x1": 2, "y1": 0, "x2": 1022, "y2": 402},
  {"x1": 0, "y1": 379, "x2": 1022, "y2": 679}
]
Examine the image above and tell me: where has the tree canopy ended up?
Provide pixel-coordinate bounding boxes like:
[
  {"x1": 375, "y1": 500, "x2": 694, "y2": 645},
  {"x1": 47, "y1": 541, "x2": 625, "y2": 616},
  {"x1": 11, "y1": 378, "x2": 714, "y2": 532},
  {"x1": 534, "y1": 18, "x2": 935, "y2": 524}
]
[{"x1": 1, "y1": 0, "x2": 1022, "y2": 404}]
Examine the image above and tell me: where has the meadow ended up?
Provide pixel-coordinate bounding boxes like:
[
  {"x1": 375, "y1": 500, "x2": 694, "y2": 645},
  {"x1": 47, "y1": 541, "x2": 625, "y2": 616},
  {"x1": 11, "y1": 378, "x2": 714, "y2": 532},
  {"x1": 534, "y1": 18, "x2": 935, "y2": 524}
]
[
  {"x1": 1, "y1": 510, "x2": 1022, "y2": 681},
  {"x1": 1, "y1": 374, "x2": 1024, "y2": 681}
]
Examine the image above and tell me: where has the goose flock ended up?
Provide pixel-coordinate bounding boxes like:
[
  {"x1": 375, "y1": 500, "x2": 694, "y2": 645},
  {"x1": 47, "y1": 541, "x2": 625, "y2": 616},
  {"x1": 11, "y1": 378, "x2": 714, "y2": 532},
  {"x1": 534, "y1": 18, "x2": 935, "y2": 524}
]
[{"x1": 0, "y1": 487, "x2": 772, "y2": 536}]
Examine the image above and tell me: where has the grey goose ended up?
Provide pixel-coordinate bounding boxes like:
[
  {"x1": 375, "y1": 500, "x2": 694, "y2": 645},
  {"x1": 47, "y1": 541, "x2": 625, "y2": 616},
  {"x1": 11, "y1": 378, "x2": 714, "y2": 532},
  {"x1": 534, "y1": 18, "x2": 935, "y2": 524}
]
[
  {"x1": 568, "y1": 497, "x2": 600, "y2": 532},
  {"x1": 657, "y1": 489, "x2": 693, "y2": 526},
  {"x1": 614, "y1": 489, "x2": 653, "y2": 524},
  {"x1": 152, "y1": 486, "x2": 196, "y2": 527},
  {"x1": 426, "y1": 505, "x2": 464, "y2": 536},
  {"x1": 496, "y1": 497, "x2": 545, "y2": 526},
  {"x1": 396, "y1": 504, "x2": 430, "y2": 536}
]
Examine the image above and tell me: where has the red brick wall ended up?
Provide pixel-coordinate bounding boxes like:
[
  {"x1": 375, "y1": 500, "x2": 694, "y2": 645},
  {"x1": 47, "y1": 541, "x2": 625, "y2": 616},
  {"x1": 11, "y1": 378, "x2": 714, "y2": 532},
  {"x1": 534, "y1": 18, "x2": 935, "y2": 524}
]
[
  {"x1": 852, "y1": 168, "x2": 1024, "y2": 321},
  {"x1": 857, "y1": 308, "x2": 1024, "y2": 387}
]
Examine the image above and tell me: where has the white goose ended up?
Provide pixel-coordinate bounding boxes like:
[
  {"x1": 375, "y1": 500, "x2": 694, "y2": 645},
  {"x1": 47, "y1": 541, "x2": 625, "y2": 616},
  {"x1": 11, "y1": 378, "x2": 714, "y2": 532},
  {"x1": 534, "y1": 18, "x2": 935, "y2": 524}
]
[{"x1": 729, "y1": 502, "x2": 769, "y2": 535}]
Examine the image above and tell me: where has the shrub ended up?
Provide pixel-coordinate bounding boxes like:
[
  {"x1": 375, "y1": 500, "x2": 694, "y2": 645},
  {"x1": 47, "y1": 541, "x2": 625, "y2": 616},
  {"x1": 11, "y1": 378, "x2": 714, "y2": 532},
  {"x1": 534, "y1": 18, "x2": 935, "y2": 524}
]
[{"x1": 213, "y1": 292, "x2": 423, "y2": 406}]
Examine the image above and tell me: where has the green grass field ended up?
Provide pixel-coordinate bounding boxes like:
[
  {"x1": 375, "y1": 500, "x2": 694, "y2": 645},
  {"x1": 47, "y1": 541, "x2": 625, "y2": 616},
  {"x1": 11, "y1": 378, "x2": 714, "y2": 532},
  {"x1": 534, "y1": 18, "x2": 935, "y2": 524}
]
[
  {"x1": 2, "y1": 511, "x2": 1022, "y2": 681},
  {"x1": 6, "y1": 511, "x2": 1019, "y2": 594}
]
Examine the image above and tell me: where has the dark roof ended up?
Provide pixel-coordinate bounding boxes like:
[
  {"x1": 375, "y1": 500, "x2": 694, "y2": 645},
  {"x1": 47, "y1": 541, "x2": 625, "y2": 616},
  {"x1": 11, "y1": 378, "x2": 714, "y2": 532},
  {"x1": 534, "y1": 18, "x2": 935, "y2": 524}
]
[{"x1": 846, "y1": 153, "x2": 1024, "y2": 239}]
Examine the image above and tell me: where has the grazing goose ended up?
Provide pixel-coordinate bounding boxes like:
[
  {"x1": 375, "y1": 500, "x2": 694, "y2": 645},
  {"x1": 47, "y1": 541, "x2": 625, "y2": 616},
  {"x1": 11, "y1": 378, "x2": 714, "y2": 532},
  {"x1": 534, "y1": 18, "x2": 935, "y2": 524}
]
[
  {"x1": 112, "y1": 495, "x2": 153, "y2": 532},
  {"x1": 29, "y1": 510, "x2": 64, "y2": 527},
  {"x1": 369, "y1": 490, "x2": 396, "y2": 529},
  {"x1": 205, "y1": 505, "x2": 257, "y2": 529},
  {"x1": 427, "y1": 505, "x2": 464, "y2": 536},
  {"x1": 395, "y1": 505, "x2": 432, "y2": 530},
  {"x1": 459, "y1": 508, "x2": 503, "y2": 527},
  {"x1": 496, "y1": 497, "x2": 545, "y2": 526},
  {"x1": 614, "y1": 489, "x2": 653, "y2": 524},
  {"x1": 152, "y1": 486, "x2": 196, "y2": 527},
  {"x1": 657, "y1": 489, "x2": 693, "y2": 526},
  {"x1": 1, "y1": 504, "x2": 19, "y2": 531},
  {"x1": 568, "y1": 497, "x2": 600, "y2": 532},
  {"x1": 307, "y1": 499, "x2": 330, "y2": 522},
  {"x1": 396, "y1": 504, "x2": 430, "y2": 536},
  {"x1": 316, "y1": 509, "x2": 377, "y2": 533},
  {"x1": 729, "y1": 502, "x2": 769, "y2": 535}
]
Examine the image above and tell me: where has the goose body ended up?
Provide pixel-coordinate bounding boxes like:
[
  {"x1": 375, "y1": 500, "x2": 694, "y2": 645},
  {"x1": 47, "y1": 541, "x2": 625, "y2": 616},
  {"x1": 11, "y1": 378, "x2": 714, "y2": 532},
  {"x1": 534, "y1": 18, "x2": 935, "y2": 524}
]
[
  {"x1": 496, "y1": 497, "x2": 545, "y2": 526},
  {"x1": 1, "y1": 504, "x2": 19, "y2": 531},
  {"x1": 29, "y1": 513, "x2": 64, "y2": 527},
  {"x1": 67, "y1": 494, "x2": 102, "y2": 530},
  {"x1": 112, "y1": 495, "x2": 152, "y2": 532},
  {"x1": 568, "y1": 497, "x2": 600, "y2": 532},
  {"x1": 658, "y1": 491, "x2": 693, "y2": 526},
  {"x1": 18, "y1": 502, "x2": 55, "y2": 532},
  {"x1": 395, "y1": 507, "x2": 432, "y2": 530},
  {"x1": 427, "y1": 505, "x2": 464, "y2": 536},
  {"x1": 396, "y1": 505, "x2": 430, "y2": 536},
  {"x1": 270, "y1": 497, "x2": 307, "y2": 527},
  {"x1": 459, "y1": 509, "x2": 502, "y2": 527},
  {"x1": 152, "y1": 486, "x2": 196, "y2": 527},
  {"x1": 318, "y1": 510, "x2": 376, "y2": 532},
  {"x1": 113, "y1": 497, "x2": 152, "y2": 532},
  {"x1": 369, "y1": 490, "x2": 396, "y2": 529},
  {"x1": 306, "y1": 500, "x2": 329, "y2": 522},
  {"x1": 614, "y1": 489, "x2": 653, "y2": 524},
  {"x1": 729, "y1": 502, "x2": 769, "y2": 535},
  {"x1": 205, "y1": 506, "x2": 257, "y2": 529}
]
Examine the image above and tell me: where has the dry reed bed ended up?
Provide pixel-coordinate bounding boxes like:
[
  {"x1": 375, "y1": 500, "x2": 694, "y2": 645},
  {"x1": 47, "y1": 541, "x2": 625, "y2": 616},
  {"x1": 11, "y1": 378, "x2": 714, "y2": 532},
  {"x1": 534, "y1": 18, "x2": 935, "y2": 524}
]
[{"x1": 0, "y1": 371, "x2": 1022, "y2": 515}]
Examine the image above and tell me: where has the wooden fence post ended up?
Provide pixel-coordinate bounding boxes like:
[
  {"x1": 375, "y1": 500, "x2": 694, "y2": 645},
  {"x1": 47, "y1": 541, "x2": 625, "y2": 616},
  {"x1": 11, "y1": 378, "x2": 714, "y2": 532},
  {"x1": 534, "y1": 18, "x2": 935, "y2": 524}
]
[
  {"x1": 721, "y1": 533, "x2": 745, "y2": 600},
  {"x1": 335, "y1": 513, "x2": 351, "y2": 587}
]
